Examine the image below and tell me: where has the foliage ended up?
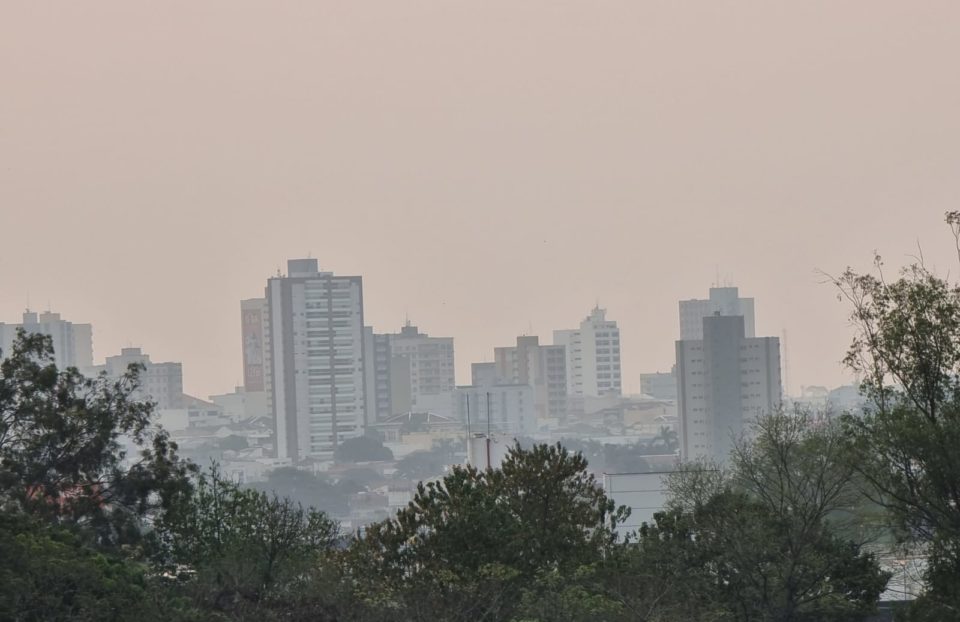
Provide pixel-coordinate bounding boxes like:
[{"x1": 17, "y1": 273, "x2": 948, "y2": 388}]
[
  {"x1": 153, "y1": 466, "x2": 338, "y2": 617},
  {"x1": 334, "y1": 434, "x2": 393, "y2": 463},
  {"x1": 217, "y1": 435, "x2": 249, "y2": 452},
  {"x1": 392, "y1": 444, "x2": 452, "y2": 481},
  {"x1": 0, "y1": 512, "x2": 153, "y2": 622},
  {"x1": 250, "y1": 466, "x2": 349, "y2": 517},
  {"x1": 652, "y1": 410, "x2": 889, "y2": 621},
  {"x1": 831, "y1": 213, "x2": 960, "y2": 617},
  {"x1": 349, "y1": 443, "x2": 628, "y2": 620},
  {"x1": 0, "y1": 330, "x2": 194, "y2": 546}
]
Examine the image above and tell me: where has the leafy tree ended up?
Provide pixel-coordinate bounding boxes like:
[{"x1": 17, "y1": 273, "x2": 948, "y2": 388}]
[
  {"x1": 334, "y1": 434, "x2": 393, "y2": 463},
  {"x1": 153, "y1": 466, "x2": 339, "y2": 617},
  {"x1": 649, "y1": 425, "x2": 679, "y2": 454},
  {"x1": 348, "y1": 443, "x2": 627, "y2": 620},
  {"x1": 650, "y1": 410, "x2": 889, "y2": 621},
  {"x1": 218, "y1": 435, "x2": 249, "y2": 452},
  {"x1": 831, "y1": 213, "x2": 960, "y2": 618},
  {"x1": 512, "y1": 566, "x2": 625, "y2": 622},
  {"x1": 0, "y1": 512, "x2": 154, "y2": 622},
  {"x1": 251, "y1": 467, "x2": 349, "y2": 517},
  {"x1": 0, "y1": 330, "x2": 194, "y2": 547},
  {"x1": 393, "y1": 447, "x2": 450, "y2": 481}
]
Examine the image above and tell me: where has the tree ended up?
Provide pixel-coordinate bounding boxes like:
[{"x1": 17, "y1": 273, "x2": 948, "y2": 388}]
[
  {"x1": 153, "y1": 466, "x2": 339, "y2": 617},
  {"x1": 603, "y1": 441, "x2": 652, "y2": 473},
  {"x1": 334, "y1": 434, "x2": 393, "y2": 463},
  {"x1": 348, "y1": 443, "x2": 628, "y2": 620},
  {"x1": 218, "y1": 435, "x2": 249, "y2": 452},
  {"x1": 831, "y1": 213, "x2": 960, "y2": 618},
  {"x1": 0, "y1": 330, "x2": 194, "y2": 547},
  {"x1": 0, "y1": 512, "x2": 156, "y2": 622},
  {"x1": 647, "y1": 410, "x2": 890, "y2": 621},
  {"x1": 251, "y1": 467, "x2": 349, "y2": 517},
  {"x1": 394, "y1": 451, "x2": 437, "y2": 480},
  {"x1": 649, "y1": 426, "x2": 679, "y2": 454}
]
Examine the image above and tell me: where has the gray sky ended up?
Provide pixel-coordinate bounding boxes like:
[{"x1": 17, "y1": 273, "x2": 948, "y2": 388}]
[{"x1": 2, "y1": 1, "x2": 959, "y2": 398}]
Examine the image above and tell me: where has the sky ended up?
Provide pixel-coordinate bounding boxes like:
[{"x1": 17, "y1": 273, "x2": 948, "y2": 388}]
[{"x1": 2, "y1": 1, "x2": 959, "y2": 399}]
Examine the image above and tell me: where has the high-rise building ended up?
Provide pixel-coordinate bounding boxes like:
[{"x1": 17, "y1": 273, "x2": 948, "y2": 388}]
[
  {"x1": 0, "y1": 310, "x2": 93, "y2": 372},
  {"x1": 676, "y1": 314, "x2": 781, "y2": 462},
  {"x1": 553, "y1": 307, "x2": 622, "y2": 397},
  {"x1": 389, "y1": 322, "x2": 455, "y2": 407},
  {"x1": 98, "y1": 347, "x2": 184, "y2": 410},
  {"x1": 363, "y1": 326, "x2": 396, "y2": 426},
  {"x1": 265, "y1": 258, "x2": 366, "y2": 463},
  {"x1": 471, "y1": 362, "x2": 497, "y2": 387},
  {"x1": 639, "y1": 368, "x2": 678, "y2": 401},
  {"x1": 679, "y1": 286, "x2": 755, "y2": 341},
  {"x1": 362, "y1": 322, "x2": 454, "y2": 423},
  {"x1": 494, "y1": 335, "x2": 567, "y2": 421},
  {"x1": 240, "y1": 298, "x2": 269, "y2": 392}
]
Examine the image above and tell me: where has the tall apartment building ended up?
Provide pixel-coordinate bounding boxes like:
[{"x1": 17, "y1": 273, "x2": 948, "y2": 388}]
[
  {"x1": 494, "y1": 335, "x2": 567, "y2": 421},
  {"x1": 362, "y1": 322, "x2": 454, "y2": 423},
  {"x1": 676, "y1": 314, "x2": 781, "y2": 462},
  {"x1": 390, "y1": 322, "x2": 455, "y2": 406},
  {"x1": 553, "y1": 307, "x2": 622, "y2": 397},
  {"x1": 98, "y1": 347, "x2": 184, "y2": 409},
  {"x1": 471, "y1": 362, "x2": 497, "y2": 387},
  {"x1": 0, "y1": 310, "x2": 93, "y2": 372},
  {"x1": 363, "y1": 327, "x2": 397, "y2": 426},
  {"x1": 266, "y1": 258, "x2": 366, "y2": 463},
  {"x1": 240, "y1": 298, "x2": 269, "y2": 392},
  {"x1": 679, "y1": 286, "x2": 755, "y2": 340}
]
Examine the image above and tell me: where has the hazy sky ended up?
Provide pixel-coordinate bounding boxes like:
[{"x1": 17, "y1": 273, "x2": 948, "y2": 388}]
[{"x1": 2, "y1": 1, "x2": 959, "y2": 398}]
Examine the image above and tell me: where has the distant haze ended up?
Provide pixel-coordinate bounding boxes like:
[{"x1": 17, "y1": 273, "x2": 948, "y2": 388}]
[{"x1": 2, "y1": 1, "x2": 959, "y2": 398}]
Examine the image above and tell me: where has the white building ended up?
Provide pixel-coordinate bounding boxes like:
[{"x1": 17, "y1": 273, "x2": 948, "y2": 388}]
[
  {"x1": 679, "y1": 286, "x2": 755, "y2": 341},
  {"x1": 97, "y1": 347, "x2": 184, "y2": 410},
  {"x1": 603, "y1": 471, "x2": 672, "y2": 535},
  {"x1": 471, "y1": 362, "x2": 497, "y2": 387},
  {"x1": 454, "y1": 383, "x2": 536, "y2": 437},
  {"x1": 676, "y1": 314, "x2": 781, "y2": 462},
  {"x1": 266, "y1": 258, "x2": 366, "y2": 463},
  {"x1": 639, "y1": 369, "x2": 678, "y2": 401},
  {"x1": 210, "y1": 386, "x2": 269, "y2": 422},
  {"x1": 553, "y1": 307, "x2": 622, "y2": 397},
  {"x1": 0, "y1": 310, "x2": 93, "y2": 372}
]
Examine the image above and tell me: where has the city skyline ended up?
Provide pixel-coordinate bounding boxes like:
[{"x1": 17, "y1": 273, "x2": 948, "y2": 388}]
[
  {"x1": 4, "y1": 271, "x2": 836, "y2": 402},
  {"x1": 3, "y1": 2, "x2": 959, "y2": 399}
]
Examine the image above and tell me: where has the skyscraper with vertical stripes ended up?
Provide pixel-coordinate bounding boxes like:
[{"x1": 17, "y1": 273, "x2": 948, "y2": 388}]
[{"x1": 265, "y1": 258, "x2": 366, "y2": 463}]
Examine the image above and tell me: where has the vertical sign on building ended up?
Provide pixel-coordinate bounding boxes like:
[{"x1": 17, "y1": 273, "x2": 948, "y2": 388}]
[{"x1": 241, "y1": 300, "x2": 265, "y2": 391}]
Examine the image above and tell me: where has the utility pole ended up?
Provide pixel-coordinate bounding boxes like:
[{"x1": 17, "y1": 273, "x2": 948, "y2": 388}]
[{"x1": 486, "y1": 391, "x2": 492, "y2": 470}]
